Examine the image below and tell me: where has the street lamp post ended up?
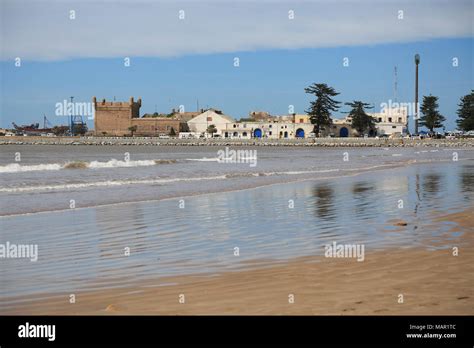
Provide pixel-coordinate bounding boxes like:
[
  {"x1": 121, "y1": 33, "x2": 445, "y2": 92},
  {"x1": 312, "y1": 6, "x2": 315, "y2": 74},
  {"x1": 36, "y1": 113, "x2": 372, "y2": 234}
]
[
  {"x1": 70, "y1": 96, "x2": 74, "y2": 136},
  {"x1": 414, "y1": 54, "x2": 420, "y2": 135}
]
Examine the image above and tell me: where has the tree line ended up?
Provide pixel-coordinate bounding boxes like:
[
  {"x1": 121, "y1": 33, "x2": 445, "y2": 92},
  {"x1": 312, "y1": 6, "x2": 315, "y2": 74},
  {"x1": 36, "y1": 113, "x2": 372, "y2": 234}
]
[{"x1": 305, "y1": 83, "x2": 474, "y2": 136}]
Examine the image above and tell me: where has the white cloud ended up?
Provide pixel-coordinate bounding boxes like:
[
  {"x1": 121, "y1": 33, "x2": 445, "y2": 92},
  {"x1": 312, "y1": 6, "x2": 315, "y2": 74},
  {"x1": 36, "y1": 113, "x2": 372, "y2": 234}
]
[{"x1": 1, "y1": 0, "x2": 472, "y2": 61}]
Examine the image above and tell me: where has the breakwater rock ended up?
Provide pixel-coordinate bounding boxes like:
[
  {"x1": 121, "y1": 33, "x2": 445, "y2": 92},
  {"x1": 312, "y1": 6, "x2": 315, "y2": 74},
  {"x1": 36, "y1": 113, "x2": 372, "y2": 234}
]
[{"x1": 1, "y1": 136, "x2": 473, "y2": 148}]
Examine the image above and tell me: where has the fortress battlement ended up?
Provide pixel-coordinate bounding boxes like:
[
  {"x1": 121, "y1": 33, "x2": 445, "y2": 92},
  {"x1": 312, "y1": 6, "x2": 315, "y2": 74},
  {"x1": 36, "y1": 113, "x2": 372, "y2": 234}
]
[{"x1": 92, "y1": 96, "x2": 142, "y2": 109}]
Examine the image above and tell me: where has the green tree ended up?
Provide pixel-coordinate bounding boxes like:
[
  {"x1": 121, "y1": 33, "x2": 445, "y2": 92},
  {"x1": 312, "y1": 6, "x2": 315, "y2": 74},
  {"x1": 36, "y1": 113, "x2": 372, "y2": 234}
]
[
  {"x1": 304, "y1": 83, "x2": 341, "y2": 137},
  {"x1": 456, "y1": 90, "x2": 474, "y2": 131},
  {"x1": 419, "y1": 95, "x2": 445, "y2": 133},
  {"x1": 73, "y1": 123, "x2": 88, "y2": 135},
  {"x1": 52, "y1": 125, "x2": 69, "y2": 136},
  {"x1": 346, "y1": 101, "x2": 374, "y2": 136},
  {"x1": 207, "y1": 124, "x2": 217, "y2": 136},
  {"x1": 128, "y1": 125, "x2": 138, "y2": 136}
]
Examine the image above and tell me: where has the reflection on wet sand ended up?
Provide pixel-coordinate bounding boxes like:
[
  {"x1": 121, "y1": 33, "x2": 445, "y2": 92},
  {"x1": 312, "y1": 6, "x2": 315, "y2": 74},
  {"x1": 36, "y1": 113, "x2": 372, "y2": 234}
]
[
  {"x1": 422, "y1": 173, "x2": 443, "y2": 197},
  {"x1": 0, "y1": 162, "x2": 472, "y2": 308},
  {"x1": 414, "y1": 173, "x2": 421, "y2": 215},
  {"x1": 312, "y1": 184, "x2": 335, "y2": 220},
  {"x1": 352, "y1": 181, "x2": 377, "y2": 220},
  {"x1": 460, "y1": 164, "x2": 474, "y2": 195}
]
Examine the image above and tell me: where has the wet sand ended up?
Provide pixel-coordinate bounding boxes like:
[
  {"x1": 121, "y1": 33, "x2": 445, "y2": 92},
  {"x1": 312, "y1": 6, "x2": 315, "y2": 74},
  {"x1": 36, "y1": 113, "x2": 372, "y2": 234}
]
[{"x1": 4, "y1": 209, "x2": 473, "y2": 315}]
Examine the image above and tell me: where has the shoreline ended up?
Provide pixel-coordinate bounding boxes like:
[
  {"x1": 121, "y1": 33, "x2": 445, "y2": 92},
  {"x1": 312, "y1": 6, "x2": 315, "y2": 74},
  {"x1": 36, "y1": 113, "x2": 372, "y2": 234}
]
[
  {"x1": 1, "y1": 136, "x2": 474, "y2": 147},
  {"x1": 3, "y1": 208, "x2": 473, "y2": 315},
  {"x1": 2, "y1": 158, "x2": 467, "y2": 218}
]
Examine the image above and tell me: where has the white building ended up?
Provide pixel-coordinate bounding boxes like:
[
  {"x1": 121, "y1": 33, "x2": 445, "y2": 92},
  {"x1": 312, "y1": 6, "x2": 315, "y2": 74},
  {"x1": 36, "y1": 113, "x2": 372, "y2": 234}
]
[
  {"x1": 221, "y1": 120, "x2": 314, "y2": 139},
  {"x1": 187, "y1": 109, "x2": 235, "y2": 135},
  {"x1": 370, "y1": 107, "x2": 408, "y2": 136},
  {"x1": 331, "y1": 107, "x2": 408, "y2": 137},
  {"x1": 186, "y1": 110, "x2": 315, "y2": 139}
]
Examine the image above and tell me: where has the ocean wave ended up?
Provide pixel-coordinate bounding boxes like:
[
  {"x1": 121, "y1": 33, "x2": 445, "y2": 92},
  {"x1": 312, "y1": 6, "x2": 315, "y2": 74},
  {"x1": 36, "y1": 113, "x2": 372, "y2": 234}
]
[
  {"x1": 88, "y1": 159, "x2": 157, "y2": 169},
  {"x1": 270, "y1": 169, "x2": 340, "y2": 175},
  {"x1": 0, "y1": 163, "x2": 62, "y2": 173},
  {"x1": 64, "y1": 161, "x2": 88, "y2": 169},
  {"x1": 0, "y1": 162, "x2": 435, "y2": 193},
  {"x1": 0, "y1": 169, "x2": 342, "y2": 193},
  {"x1": 225, "y1": 172, "x2": 265, "y2": 178},
  {"x1": 185, "y1": 158, "x2": 220, "y2": 162},
  {"x1": 154, "y1": 159, "x2": 177, "y2": 164},
  {"x1": 0, "y1": 159, "x2": 176, "y2": 173},
  {"x1": 186, "y1": 157, "x2": 257, "y2": 163},
  {"x1": 0, "y1": 175, "x2": 227, "y2": 193}
]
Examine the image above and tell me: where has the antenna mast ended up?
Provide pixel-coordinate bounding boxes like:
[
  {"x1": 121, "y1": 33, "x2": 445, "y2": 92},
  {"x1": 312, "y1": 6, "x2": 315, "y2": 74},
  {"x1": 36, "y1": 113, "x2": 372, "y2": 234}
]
[{"x1": 394, "y1": 66, "x2": 398, "y2": 103}]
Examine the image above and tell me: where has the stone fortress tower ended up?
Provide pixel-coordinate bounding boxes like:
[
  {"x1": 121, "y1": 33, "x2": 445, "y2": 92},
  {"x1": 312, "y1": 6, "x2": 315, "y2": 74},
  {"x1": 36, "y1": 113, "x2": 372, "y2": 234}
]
[
  {"x1": 93, "y1": 97, "x2": 183, "y2": 137},
  {"x1": 93, "y1": 97, "x2": 141, "y2": 136}
]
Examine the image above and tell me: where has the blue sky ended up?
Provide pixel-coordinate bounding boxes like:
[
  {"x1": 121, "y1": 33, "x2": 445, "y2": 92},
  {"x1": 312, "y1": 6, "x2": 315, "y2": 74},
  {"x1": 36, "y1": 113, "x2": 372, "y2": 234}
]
[{"x1": 1, "y1": 0, "x2": 472, "y2": 131}]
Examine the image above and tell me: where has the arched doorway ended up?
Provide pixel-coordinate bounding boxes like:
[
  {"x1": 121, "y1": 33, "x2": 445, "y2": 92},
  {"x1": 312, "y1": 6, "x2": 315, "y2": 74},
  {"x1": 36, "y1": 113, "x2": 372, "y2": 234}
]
[
  {"x1": 242, "y1": 132, "x2": 248, "y2": 137},
  {"x1": 296, "y1": 128, "x2": 305, "y2": 138},
  {"x1": 284, "y1": 131, "x2": 288, "y2": 138},
  {"x1": 254, "y1": 129, "x2": 262, "y2": 138},
  {"x1": 233, "y1": 132, "x2": 238, "y2": 137},
  {"x1": 368, "y1": 129, "x2": 375, "y2": 137},
  {"x1": 224, "y1": 132, "x2": 229, "y2": 138},
  {"x1": 340, "y1": 127, "x2": 349, "y2": 137}
]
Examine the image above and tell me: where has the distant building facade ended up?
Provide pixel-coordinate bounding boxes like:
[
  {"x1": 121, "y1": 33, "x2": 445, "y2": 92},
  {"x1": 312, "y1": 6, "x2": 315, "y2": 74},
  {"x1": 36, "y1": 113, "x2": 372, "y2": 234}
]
[
  {"x1": 93, "y1": 97, "x2": 186, "y2": 136},
  {"x1": 187, "y1": 109, "x2": 235, "y2": 135},
  {"x1": 218, "y1": 114, "x2": 314, "y2": 139},
  {"x1": 370, "y1": 106, "x2": 408, "y2": 136},
  {"x1": 330, "y1": 118, "x2": 357, "y2": 137},
  {"x1": 222, "y1": 121, "x2": 313, "y2": 139},
  {"x1": 328, "y1": 107, "x2": 408, "y2": 137},
  {"x1": 93, "y1": 98, "x2": 408, "y2": 138}
]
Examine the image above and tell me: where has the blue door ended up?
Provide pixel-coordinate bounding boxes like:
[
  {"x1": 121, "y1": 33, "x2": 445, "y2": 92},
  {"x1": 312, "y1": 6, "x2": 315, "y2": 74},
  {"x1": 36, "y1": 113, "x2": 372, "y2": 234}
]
[
  {"x1": 254, "y1": 129, "x2": 262, "y2": 138},
  {"x1": 296, "y1": 128, "x2": 305, "y2": 138},
  {"x1": 340, "y1": 127, "x2": 349, "y2": 137}
]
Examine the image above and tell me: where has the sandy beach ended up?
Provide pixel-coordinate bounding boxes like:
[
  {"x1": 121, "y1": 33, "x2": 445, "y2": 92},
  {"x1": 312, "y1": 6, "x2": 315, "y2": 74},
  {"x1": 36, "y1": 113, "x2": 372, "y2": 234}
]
[{"x1": 4, "y1": 208, "x2": 472, "y2": 316}]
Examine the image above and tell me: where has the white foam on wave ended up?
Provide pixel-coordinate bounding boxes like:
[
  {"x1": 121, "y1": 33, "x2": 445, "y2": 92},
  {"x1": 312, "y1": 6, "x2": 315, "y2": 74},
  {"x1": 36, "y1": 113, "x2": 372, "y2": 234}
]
[
  {"x1": 0, "y1": 168, "x2": 341, "y2": 193},
  {"x1": 185, "y1": 158, "x2": 220, "y2": 162},
  {"x1": 270, "y1": 169, "x2": 340, "y2": 175},
  {"x1": 0, "y1": 159, "x2": 167, "y2": 173},
  {"x1": 88, "y1": 159, "x2": 156, "y2": 168},
  {"x1": 0, "y1": 163, "x2": 62, "y2": 173},
  {"x1": 0, "y1": 175, "x2": 227, "y2": 193},
  {"x1": 2, "y1": 161, "x2": 441, "y2": 194}
]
